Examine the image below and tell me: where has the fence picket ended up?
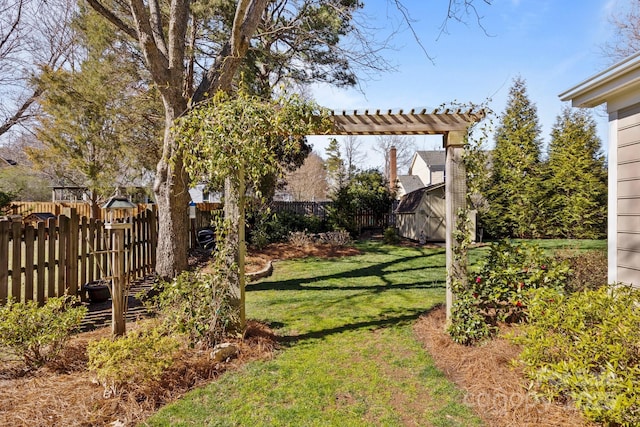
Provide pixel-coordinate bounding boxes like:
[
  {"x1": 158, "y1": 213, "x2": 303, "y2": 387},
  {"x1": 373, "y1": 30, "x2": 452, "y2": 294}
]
[
  {"x1": 46, "y1": 217, "x2": 56, "y2": 298},
  {"x1": 10, "y1": 221, "x2": 21, "y2": 300},
  {"x1": 36, "y1": 222, "x2": 45, "y2": 304},
  {"x1": 57, "y1": 216, "x2": 67, "y2": 297},
  {"x1": 79, "y1": 217, "x2": 88, "y2": 297},
  {"x1": 0, "y1": 221, "x2": 9, "y2": 304},
  {"x1": 68, "y1": 210, "x2": 79, "y2": 296},
  {"x1": 24, "y1": 224, "x2": 35, "y2": 301}
]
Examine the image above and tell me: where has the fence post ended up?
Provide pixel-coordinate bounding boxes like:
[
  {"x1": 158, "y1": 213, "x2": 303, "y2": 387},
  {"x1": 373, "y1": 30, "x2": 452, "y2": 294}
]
[{"x1": 106, "y1": 223, "x2": 128, "y2": 336}]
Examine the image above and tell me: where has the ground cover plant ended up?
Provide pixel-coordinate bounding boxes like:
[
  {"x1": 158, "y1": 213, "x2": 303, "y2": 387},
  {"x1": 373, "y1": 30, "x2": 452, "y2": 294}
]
[
  {"x1": 0, "y1": 295, "x2": 86, "y2": 369},
  {"x1": 516, "y1": 285, "x2": 640, "y2": 425}
]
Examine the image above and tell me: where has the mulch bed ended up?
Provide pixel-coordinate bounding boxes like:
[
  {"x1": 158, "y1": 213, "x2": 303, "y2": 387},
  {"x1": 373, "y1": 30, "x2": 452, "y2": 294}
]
[
  {"x1": 413, "y1": 305, "x2": 593, "y2": 427},
  {"x1": 0, "y1": 321, "x2": 278, "y2": 427}
]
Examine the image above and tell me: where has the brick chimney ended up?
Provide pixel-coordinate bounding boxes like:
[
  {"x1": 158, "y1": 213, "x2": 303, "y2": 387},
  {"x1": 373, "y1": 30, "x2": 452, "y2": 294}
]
[{"x1": 389, "y1": 145, "x2": 397, "y2": 193}]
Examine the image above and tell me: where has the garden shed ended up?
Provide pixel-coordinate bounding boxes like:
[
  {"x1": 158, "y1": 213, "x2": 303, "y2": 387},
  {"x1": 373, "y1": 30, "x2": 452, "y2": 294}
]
[
  {"x1": 395, "y1": 183, "x2": 446, "y2": 242},
  {"x1": 23, "y1": 212, "x2": 56, "y2": 225},
  {"x1": 560, "y1": 51, "x2": 640, "y2": 286}
]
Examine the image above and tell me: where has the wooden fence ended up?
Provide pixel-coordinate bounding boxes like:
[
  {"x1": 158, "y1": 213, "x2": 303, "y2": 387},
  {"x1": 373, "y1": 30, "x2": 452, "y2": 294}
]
[
  {"x1": 0, "y1": 209, "x2": 157, "y2": 305},
  {"x1": 270, "y1": 201, "x2": 332, "y2": 219},
  {"x1": 9, "y1": 201, "x2": 155, "y2": 221}
]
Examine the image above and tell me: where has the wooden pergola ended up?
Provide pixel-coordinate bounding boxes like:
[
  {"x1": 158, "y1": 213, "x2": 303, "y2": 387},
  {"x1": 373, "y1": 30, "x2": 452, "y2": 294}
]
[{"x1": 325, "y1": 107, "x2": 486, "y2": 319}]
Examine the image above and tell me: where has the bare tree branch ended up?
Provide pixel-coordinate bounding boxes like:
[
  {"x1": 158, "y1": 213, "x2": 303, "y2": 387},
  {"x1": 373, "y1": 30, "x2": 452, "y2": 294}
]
[
  {"x1": 0, "y1": 87, "x2": 42, "y2": 136},
  {"x1": 603, "y1": 2, "x2": 640, "y2": 62},
  {"x1": 85, "y1": 0, "x2": 137, "y2": 39},
  {"x1": 0, "y1": 0, "x2": 78, "y2": 138}
]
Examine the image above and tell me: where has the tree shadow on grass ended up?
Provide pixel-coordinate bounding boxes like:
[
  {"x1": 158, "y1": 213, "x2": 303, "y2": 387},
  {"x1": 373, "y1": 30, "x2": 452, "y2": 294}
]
[
  {"x1": 248, "y1": 249, "x2": 446, "y2": 292},
  {"x1": 278, "y1": 305, "x2": 442, "y2": 345}
]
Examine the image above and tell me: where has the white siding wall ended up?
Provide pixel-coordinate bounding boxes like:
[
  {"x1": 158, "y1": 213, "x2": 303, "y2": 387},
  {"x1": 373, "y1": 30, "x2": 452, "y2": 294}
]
[
  {"x1": 616, "y1": 104, "x2": 640, "y2": 285},
  {"x1": 409, "y1": 157, "x2": 431, "y2": 186}
]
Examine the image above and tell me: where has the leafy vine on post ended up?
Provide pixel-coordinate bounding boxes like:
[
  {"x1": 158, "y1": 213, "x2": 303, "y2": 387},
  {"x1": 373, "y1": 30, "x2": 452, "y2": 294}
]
[
  {"x1": 446, "y1": 102, "x2": 494, "y2": 344},
  {"x1": 174, "y1": 89, "x2": 331, "y2": 331}
]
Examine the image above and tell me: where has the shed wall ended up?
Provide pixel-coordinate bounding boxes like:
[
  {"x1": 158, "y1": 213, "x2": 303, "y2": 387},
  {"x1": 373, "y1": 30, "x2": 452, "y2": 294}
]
[{"x1": 396, "y1": 187, "x2": 446, "y2": 241}]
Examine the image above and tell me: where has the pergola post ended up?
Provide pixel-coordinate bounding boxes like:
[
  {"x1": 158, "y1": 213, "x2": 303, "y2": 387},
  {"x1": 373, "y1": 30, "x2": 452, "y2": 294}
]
[
  {"x1": 328, "y1": 108, "x2": 482, "y2": 323},
  {"x1": 444, "y1": 131, "x2": 467, "y2": 321}
]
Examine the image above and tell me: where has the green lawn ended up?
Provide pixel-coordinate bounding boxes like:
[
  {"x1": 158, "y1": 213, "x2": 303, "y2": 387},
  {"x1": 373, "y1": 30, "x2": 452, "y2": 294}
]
[{"x1": 143, "y1": 239, "x2": 606, "y2": 426}]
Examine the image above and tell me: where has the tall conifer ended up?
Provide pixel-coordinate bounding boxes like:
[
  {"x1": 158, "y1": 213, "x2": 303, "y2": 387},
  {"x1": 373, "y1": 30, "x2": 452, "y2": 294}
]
[
  {"x1": 485, "y1": 77, "x2": 543, "y2": 238},
  {"x1": 544, "y1": 106, "x2": 607, "y2": 238}
]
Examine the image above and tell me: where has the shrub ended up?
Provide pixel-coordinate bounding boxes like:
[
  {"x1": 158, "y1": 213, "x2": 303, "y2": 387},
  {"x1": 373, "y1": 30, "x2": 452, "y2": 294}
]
[
  {"x1": 0, "y1": 296, "x2": 86, "y2": 369},
  {"x1": 514, "y1": 285, "x2": 640, "y2": 425},
  {"x1": 156, "y1": 269, "x2": 240, "y2": 348},
  {"x1": 249, "y1": 210, "x2": 326, "y2": 248},
  {"x1": 448, "y1": 240, "x2": 570, "y2": 345},
  {"x1": 87, "y1": 325, "x2": 181, "y2": 397},
  {"x1": 383, "y1": 226, "x2": 399, "y2": 244},
  {"x1": 288, "y1": 230, "x2": 314, "y2": 246},
  {"x1": 318, "y1": 230, "x2": 352, "y2": 246},
  {"x1": 553, "y1": 249, "x2": 607, "y2": 293}
]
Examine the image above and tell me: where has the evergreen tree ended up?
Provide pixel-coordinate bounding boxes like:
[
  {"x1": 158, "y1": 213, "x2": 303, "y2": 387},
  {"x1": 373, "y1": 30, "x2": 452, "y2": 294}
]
[
  {"x1": 27, "y1": 9, "x2": 163, "y2": 218},
  {"x1": 544, "y1": 106, "x2": 607, "y2": 238},
  {"x1": 485, "y1": 77, "x2": 543, "y2": 238},
  {"x1": 327, "y1": 169, "x2": 393, "y2": 235},
  {"x1": 325, "y1": 138, "x2": 346, "y2": 191}
]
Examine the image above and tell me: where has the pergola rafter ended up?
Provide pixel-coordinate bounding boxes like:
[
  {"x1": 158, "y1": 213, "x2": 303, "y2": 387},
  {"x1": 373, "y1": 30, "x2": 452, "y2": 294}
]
[
  {"x1": 323, "y1": 107, "x2": 486, "y2": 319},
  {"x1": 328, "y1": 109, "x2": 485, "y2": 135}
]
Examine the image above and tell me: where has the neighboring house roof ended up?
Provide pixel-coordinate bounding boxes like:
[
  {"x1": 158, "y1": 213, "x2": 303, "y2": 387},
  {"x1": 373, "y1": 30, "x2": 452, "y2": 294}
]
[
  {"x1": 395, "y1": 183, "x2": 445, "y2": 214},
  {"x1": 416, "y1": 150, "x2": 446, "y2": 167},
  {"x1": 0, "y1": 158, "x2": 17, "y2": 167},
  {"x1": 397, "y1": 175, "x2": 425, "y2": 194}
]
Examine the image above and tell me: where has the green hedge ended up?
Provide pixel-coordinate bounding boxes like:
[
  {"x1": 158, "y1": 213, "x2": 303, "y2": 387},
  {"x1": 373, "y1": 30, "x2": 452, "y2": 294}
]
[{"x1": 515, "y1": 285, "x2": 640, "y2": 426}]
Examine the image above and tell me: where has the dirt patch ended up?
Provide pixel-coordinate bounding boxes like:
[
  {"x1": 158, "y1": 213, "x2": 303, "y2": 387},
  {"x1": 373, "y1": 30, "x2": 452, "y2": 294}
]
[
  {"x1": 413, "y1": 306, "x2": 593, "y2": 427},
  {"x1": 245, "y1": 242, "x2": 361, "y2": 273}
]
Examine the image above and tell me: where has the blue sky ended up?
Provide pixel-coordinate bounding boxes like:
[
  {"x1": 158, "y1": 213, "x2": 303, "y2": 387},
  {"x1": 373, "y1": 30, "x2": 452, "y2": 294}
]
[{"x1": 308, "y1": 0, "x2": 624, "y2": 172}]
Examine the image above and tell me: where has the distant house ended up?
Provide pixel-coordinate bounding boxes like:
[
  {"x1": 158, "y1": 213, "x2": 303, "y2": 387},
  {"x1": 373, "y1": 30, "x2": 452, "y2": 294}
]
[
  {"x1": 396, "y1": 175, "x2": 425, "y2": 197},
  {"x1": 395, "y1": 150, "x2": 446, "y2": 198},
  {"x1": 51, "y1": 185, "x2": 153, "y2": 204},
  {"x1": 188, "y1": 184, "x2": 221, "y2": 203},
  {"x1": 560, "y1": 51, "x2": 640, "y2": 286}
]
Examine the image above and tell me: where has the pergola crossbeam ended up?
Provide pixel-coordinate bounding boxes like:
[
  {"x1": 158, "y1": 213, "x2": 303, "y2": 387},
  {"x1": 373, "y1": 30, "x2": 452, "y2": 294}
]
[{"x1": 329, "y1": 109, "x2": 484, "y2": 136}]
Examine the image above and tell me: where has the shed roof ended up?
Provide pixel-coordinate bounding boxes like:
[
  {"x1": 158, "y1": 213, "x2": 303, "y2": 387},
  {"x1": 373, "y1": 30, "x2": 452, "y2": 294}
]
[{"x1": 395, "y1": 182, "x2": 445, "y2": 214}]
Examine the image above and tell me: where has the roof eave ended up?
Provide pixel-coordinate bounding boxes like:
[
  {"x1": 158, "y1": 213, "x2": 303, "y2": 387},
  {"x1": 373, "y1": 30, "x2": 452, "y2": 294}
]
[{"x1": 559, "y1": 51, "x2": 640, "y2": 108}]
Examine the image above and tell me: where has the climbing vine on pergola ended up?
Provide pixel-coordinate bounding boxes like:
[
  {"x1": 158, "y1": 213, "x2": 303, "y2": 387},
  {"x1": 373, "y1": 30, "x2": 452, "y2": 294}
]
[{"x1": 174, "y1": 90, "x2": 333, "y2": 328}]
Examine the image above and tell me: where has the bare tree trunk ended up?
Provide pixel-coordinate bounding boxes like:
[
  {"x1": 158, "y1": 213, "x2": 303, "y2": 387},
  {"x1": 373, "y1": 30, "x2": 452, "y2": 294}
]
[
  {"x1": 87, "y1": 0, "x2": 270, "y2": 279},
  {"x1": 153, "y1": 101, "x2": 191, "y2": 278}
]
